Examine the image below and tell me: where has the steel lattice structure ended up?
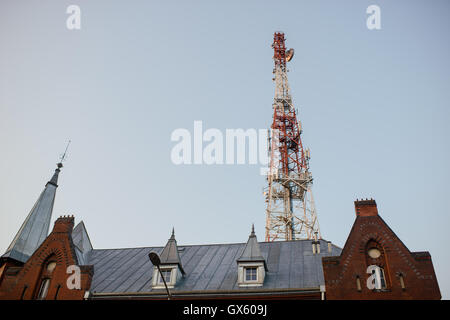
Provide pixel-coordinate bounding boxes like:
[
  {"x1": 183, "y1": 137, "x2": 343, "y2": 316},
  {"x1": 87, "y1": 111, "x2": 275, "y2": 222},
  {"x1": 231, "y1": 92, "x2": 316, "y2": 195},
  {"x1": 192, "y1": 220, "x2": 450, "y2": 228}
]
[{"x1": 264, "y1": 32, "x2": 321, "y2": 241}]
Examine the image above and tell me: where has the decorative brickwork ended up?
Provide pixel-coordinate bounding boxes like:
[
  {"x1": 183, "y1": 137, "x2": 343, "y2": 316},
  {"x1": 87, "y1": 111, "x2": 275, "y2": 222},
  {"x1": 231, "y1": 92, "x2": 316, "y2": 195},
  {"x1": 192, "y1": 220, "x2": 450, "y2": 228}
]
[
  {"x1": 0, "y1": 216, "x2": 94, "y2": 300},
  {"x1": 322, "y1": 199, "x2": 441, "y2": 300}
]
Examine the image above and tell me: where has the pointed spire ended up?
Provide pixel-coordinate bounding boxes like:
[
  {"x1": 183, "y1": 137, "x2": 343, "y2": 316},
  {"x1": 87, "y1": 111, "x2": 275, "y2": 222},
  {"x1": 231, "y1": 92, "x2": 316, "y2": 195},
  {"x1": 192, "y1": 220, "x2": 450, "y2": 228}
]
[
  {"x1": 159, "y1": 228, "x2": 185, "y2": 275},
  {"x1": 47, "y1": 162, "x2": 62, "y2": 187},
  {"x1": 238, "y1": 225, "x2": 267, "y2": 270},
  {"x1": 1, "y1": 163, "x2": 62, "y2": 263}
]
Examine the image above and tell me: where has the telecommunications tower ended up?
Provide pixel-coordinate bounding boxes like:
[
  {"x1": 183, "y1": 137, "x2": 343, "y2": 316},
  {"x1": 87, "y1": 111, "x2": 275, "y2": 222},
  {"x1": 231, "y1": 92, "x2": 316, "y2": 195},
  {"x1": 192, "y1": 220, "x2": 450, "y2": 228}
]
[{"x1": 264, "y1": 32, "x2": 321, "y2": 241}]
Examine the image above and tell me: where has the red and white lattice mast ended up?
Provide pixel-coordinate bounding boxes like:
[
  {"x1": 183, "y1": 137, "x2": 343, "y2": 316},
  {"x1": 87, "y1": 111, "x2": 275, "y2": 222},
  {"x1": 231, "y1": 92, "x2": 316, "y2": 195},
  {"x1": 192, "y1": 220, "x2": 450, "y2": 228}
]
[{"x1": 264, "y1": 32, "x2": 321, "y2": 241}]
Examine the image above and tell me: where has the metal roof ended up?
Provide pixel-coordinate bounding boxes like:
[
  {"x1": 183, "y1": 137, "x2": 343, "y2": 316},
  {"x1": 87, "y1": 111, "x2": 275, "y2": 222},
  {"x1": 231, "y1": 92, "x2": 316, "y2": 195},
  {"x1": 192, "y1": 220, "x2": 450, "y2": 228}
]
[
  {"x1": 72, "y1": 221, "x2": 93, "y2": 265},
  {"x1": 1, "y1": 164, "x2": 62, "y2": 263},
  {"x1": 87, "y1": 239, "x2": 341, "y2": 295}
]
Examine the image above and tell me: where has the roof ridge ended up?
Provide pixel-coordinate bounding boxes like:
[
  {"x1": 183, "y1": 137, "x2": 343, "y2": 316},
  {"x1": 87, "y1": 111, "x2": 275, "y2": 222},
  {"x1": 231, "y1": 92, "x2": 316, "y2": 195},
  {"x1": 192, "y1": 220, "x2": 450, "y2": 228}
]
[{"x1": 89, "y1": 239, "x2": 341, "y2": 252}]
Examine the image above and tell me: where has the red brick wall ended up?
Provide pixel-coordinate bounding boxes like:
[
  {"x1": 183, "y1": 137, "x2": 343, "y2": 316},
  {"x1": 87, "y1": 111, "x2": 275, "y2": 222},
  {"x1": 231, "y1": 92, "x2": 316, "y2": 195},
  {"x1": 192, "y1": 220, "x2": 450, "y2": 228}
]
[
  {"x1": 0, "y1": 216, "x2": 93, "y2": 300},
  {"x1": 322, "y1": 199, "x2": 441, "y2": 300}
]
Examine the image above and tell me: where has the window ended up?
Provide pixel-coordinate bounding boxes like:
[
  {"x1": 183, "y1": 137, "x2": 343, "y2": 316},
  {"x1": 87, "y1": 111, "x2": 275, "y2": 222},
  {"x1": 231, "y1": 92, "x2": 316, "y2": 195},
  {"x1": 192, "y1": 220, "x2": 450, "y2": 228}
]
[
  {"x1": 159, "y1": 269, "x2": 172, "y2": 284},
  {"x1": 399, "y1": 274, "x2": 406, "y2": 290},
  {"x1": 379, "y1": 268, "x2": 387, "y2": 289},
  {"x1": 371, "y1": 266, "x2": 387, "y2": 290},
  {"x1": 47, "y1": 262, "x2": 57, "y2": 273},
  {"x1": 20, "y1": 285, "x2": 28, "y2": 300},
  {"x1": 368, "y1": 248, "x2": 381, "y2": 259},
  {"x1": 54, "y1": 285, "x2": 61, "y2": 300},
  {"x1": 356, "y1": 276, "x2": 362, "y2": 292},
  {"x1": 365, "y1": 240, "x2": 383, "y2": 261},
  {"x1": 35, "y1": 258, "x2": 57, "y2": 300},
  {"x1": 238, "y1": 263, "x2": 265, "y2": 287},
  {"x1": 245, "y1": 267, "x2": 258, "y2": 281},
  {"x1": 37, "y1": 279, "x2": 51, "y2": 300},
  {"x1": 366, "y1": 241, "x2": 389, "y2": 291},
  {"x1": 152, "y1": 265, "x2": 181, "y2": 289}
]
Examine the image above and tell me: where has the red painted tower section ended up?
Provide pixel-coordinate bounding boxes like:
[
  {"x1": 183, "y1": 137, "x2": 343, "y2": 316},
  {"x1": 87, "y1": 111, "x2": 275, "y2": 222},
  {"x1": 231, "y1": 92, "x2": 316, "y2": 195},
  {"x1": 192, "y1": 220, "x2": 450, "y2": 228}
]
[{"x1": 265, "y1": 32, "x2": 320, "y2": 241}]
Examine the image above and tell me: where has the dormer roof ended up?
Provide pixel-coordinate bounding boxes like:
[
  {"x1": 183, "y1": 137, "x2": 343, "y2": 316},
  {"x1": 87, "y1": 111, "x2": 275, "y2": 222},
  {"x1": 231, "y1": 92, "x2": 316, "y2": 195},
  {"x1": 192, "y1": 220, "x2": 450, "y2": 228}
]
[
  {"x1": 237, "y1": 225, "x2": 267, "y2": 271},
  {"x1": 159, "y1": 228, "x2": 185, "y2": 275}
]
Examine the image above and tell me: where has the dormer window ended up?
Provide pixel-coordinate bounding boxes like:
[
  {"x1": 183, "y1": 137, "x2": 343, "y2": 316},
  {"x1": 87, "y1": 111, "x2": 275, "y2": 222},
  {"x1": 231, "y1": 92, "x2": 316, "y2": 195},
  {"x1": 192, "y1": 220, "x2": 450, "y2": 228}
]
[
  {"x1": 238, "y1": 262, "x2": 266, "y2": 287},
  {"x1": 237, "y1": 225, "x2": 268, "y2": 288},
  {"x1": 245, "y1": 267, "x2": 258, "y2": 281},
  {"x1": 151, "y1": 229, "x2": 186, "y2": 290},
  {"x1": 152, "y1": 265, "x2": 180, "y2": 289},
  {"x1": 159, "y1": 268, "x2": 172, "y2": 284}
]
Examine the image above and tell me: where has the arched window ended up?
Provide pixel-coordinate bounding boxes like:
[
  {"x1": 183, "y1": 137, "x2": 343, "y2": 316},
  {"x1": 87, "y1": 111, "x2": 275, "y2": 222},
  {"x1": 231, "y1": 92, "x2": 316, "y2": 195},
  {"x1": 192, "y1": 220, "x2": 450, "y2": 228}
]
[
  {"x1": 365, "y1": 240, "x2": 390, "y2": 290},
  {"x1": 35, "y1": 257, "x2": 57, "y2": 300}
]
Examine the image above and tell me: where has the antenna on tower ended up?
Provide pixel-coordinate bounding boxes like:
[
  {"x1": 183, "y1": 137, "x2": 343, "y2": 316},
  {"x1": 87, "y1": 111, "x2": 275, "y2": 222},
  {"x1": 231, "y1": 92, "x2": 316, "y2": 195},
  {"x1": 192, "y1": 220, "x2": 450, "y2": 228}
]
[
  {"x1": 264, "y1": 32, "x2": 321, "y2": 242},
  {"x1": 58, "y1": 140, "x2": 71, "y2": 167}
]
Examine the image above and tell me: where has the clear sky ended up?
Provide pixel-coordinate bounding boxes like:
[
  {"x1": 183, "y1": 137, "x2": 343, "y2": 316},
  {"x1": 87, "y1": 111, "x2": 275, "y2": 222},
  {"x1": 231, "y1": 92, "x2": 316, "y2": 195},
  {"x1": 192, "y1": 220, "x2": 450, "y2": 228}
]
[{"x1": 1, "y1": 0, "x2": 449, "y2": 298}]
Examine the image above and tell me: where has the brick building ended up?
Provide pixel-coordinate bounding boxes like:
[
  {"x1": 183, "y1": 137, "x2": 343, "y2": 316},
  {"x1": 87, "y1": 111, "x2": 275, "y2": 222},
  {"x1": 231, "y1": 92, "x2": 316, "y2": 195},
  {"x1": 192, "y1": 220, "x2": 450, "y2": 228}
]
[
  {"x1": 322, "y1": 199, "x2": 440, "y2": 299},
  {"x1": 0, "y1": 164, "x2": 441, "y2": 300}
]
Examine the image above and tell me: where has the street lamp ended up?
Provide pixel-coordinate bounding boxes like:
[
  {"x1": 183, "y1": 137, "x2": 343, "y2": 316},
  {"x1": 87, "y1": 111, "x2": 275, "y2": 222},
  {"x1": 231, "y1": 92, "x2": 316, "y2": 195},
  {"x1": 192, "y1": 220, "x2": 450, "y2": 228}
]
[{"x1": 148, "y1": 251, "x2": 172, "y2": 300}]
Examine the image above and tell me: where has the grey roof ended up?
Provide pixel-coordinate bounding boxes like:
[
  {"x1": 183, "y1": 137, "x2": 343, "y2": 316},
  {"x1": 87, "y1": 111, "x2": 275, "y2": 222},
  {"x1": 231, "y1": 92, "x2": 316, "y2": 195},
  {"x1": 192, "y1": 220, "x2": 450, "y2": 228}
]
[
  {"x1": 72, "y1": 221, "x2": 93, "y2": 265},
  {"x1": 237, "y1": 225, "x2": 267, "y2": 270},
  {"x1": 158, "y1": 229, "x2": 184, "y2": 274},
  {"x1": 87, "y1": 239, "x2": 341, "y2": 296},
  {"x1": 2, "y1": 164, "x2": 62, "y2": 263}
]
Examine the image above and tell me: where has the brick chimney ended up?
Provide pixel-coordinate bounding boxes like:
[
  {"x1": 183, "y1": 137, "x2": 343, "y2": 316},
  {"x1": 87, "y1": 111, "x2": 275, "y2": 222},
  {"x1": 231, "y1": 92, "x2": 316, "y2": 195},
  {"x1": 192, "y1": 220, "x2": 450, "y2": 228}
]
[
  {"x1": 354, "y1": 199, "x2": 378, "y2": 217},
  {"x1": 52, "y1": 215, "x2": 75, "y2": 233}
]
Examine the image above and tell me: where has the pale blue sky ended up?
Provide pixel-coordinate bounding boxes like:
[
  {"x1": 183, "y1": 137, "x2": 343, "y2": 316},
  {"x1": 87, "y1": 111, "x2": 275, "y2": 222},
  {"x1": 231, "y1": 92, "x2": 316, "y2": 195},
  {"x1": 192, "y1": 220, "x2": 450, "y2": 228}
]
[{"x1": 1, "y1": 0, "x2": 449, "y2": 298}]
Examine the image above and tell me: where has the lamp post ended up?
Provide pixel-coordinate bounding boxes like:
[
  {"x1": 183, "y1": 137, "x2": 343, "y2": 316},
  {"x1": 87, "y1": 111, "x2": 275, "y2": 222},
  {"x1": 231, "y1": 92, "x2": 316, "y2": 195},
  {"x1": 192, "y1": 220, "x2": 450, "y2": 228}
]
[{"x1": 148, "y1": 252, "x2": 172, "y2": 300}]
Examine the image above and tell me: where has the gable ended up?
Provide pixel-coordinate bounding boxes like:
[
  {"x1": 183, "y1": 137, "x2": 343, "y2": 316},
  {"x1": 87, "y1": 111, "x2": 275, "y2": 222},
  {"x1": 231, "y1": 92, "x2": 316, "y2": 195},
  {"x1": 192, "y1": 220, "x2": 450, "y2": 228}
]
[{"x1": 322, "y1": 200, "x2": 441, "y2": 300}]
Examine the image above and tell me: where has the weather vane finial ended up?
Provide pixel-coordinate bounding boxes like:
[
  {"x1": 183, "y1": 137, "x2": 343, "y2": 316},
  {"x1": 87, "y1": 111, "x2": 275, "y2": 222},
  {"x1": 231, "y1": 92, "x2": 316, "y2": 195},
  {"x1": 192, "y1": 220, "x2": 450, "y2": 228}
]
[{"x1": 58, "y1": 140, "x2": 71, "y2": 168}]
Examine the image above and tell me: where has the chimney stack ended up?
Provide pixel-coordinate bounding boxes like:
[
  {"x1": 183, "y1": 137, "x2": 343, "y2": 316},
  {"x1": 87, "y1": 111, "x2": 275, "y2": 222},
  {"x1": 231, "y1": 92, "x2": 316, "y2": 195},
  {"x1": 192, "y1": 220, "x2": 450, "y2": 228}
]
[
  {"x1": 52, "y1": 215, "x2": 75, "y2": 233},
  {"x1": 354, "y1": 198, "x2": 378, "y2": 217}
]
